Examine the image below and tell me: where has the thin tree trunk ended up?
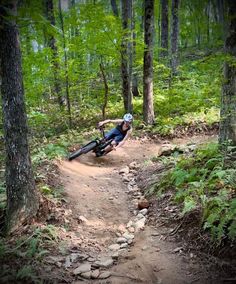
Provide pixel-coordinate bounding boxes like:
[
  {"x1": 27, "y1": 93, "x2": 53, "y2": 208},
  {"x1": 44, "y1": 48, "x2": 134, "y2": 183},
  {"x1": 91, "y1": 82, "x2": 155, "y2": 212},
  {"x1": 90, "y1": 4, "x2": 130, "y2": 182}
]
[
  {"x1": 160, "y1": 0, "x2": 169, "y2": 57},
  {"x1": 170, "y1": 0, "x2": 180, "y2": 76},
  {"x1": 111, "y1": 0, "x2": 119, "y2": 16},
  {"x1": 121, "y1": 0, "x2": 133, "y2": 113},
  {"x1": 0, "y1": 1, "x2": 39, "y2": 233},
  {"x1": 143, "y1": 0, "x2": 155, "y2": 125},
  {"x1": 219, "y1": 0, "x2": 236, "y2": 148},
  {"x1": 132, "y1": 3, "x2": 140, "y2": 97},
  {"x1": 99, "y1": 61, "x2": 109, "y2": 120},
  {"x1": 128, "y1": 0, "x2": 133, "y2": 103},
  {"x1": 216, "y1": 0, "x2": 226, "y2": 41},
  {"x1": 197, "y1": 18, "x2": 201, "y2": 49},
  {"x1": 45, "y1": 0, "x2": 63, "y2": 107},
  {"x1": 58, "y1": 0, "x2": 72, "y2": 128},
  {"x1": 206, "y1": 3, "x2": 210, "y2": 45}
]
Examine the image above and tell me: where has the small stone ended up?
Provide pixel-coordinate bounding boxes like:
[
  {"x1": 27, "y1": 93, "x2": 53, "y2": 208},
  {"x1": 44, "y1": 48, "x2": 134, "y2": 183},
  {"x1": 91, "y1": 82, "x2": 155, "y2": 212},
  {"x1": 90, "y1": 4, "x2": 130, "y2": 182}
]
[
  {"x1": 127, "y1": 239, "x2": 133, "y2": 245},
  {"x1": 134, "y1": 218, "x2": 145, "y2": 231},
  {"x1": 120, "y1": 243, "x2": 128, "y2": 249},
  {"x1": 123, "y1": 232, "x2": 135, "y2": 240},
  {"x1": 108, "y1": 244, "x2": 120, "y2": 251},
  {"x1": 136, "y1": 213, "x2": 145, "y2": 219},
  {"x1": 80, "y1": 271, "x2": 91, "y2": 279},
  {"x1": 119, "y1": 166, "x2": 129, "y2": 174},
  {"x1": 126, "y1": 220, "x2": 133, "y2": 228},
  {"x1": 73, "y1": 263, "x2": 91, "y2": 275},
  {"x1": 111, "y1": 252, "x2": 119, "y2": 259},
  {"x1": 78, "y1": 215, "x2": 88, "y2": 223},
  {"x1": 87, "y1": 257, "x2": 96, "y2": 262},
  {"x1": 91, "y1": 269, "x2": 100, "y2": 279},
  {"x1": 98, "y1": 271, "x2": 111, "y2": 279},
  {"x1": 151, "y1": 232, "x2": 159, "y2": 236},
  {"x1": 70, "y1": 253, "x2": 80, "y2": 263},
  {"x1": 116, "y1": 237, "x2": 127, "y2": 244},
  {"x1": 122, "y1": 176, "x2": 130, "y2": 182},
  {"x1": 128, "y1": 227, "x2": 135, "y2": 233},
  {"x1": 129, "y1": 161, "x2": 138, "y2": 169},
  {"x1": 139, "y1": 208, "x2": 148, "y2": 215},
  {"x1": 95, "y1": 257, "x2": 113, "y2": 268},
  {"x1": 64, "y1": 256, "x2": 71, "y2": 268},
  {"x1": 138, "y1": 198, "x2": 149, "y2": 210},
  {"x1": 173, "y1": 247, "x2": 183, "y2": 253}
]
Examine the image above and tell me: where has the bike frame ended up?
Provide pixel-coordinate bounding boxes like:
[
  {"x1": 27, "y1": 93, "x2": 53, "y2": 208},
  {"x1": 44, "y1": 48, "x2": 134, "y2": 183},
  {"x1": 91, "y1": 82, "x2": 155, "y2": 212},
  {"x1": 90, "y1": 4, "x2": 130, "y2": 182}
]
[{"x1": 68, "y1": 126, "x2": 114, "y2": 161}]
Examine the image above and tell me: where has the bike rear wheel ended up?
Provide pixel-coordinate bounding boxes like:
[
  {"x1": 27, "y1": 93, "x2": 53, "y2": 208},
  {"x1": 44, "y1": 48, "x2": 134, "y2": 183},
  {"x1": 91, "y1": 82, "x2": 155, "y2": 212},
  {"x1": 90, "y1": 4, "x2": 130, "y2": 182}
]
[{"x1": 68, "y1": 141, "x2": 97, "y2": 161}]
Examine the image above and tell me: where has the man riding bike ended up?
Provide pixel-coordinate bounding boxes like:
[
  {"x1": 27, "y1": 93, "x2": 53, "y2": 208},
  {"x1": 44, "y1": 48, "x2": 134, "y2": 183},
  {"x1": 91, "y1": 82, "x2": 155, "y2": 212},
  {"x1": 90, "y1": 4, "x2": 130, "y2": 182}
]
[{"x1": 97, "y1": 113, "x2": 133, "y2": 157}]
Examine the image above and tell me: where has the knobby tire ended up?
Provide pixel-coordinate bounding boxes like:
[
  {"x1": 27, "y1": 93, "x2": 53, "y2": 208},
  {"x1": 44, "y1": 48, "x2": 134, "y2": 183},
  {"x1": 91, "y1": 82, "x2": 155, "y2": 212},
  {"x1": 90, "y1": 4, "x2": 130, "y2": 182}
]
[{"x1": 68, "y1": 141, "x2": 97, "y2": 161}]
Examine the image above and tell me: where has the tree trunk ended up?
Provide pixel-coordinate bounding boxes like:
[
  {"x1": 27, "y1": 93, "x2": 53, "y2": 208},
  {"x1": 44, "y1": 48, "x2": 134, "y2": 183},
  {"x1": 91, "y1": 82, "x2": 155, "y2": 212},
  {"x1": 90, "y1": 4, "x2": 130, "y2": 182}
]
[
  {"x1": 44, "y1": 0, "x2": 63, "y2": 107},
  {"x1": 143, "y1": 0, "x2": 155, "y2": 125},
  {"x1": 170, "y1": 0, "x2": 180, "y2": 76},
  {"x1": 216, "y1": 0, "x2": 226, "y2": 41},
  {"x1": 206, "y1": 2, "x2": 210, "y2": 45},
  {"x1": 0, "y1": 1, "x2": 39, "y2": 233},
  {"x1": 160, "y1": 0, "x2": 169, "y2": 57},
  {"x1": 110, "y1": 0, "x2": 119, "y2": 16},
  {"x1": 121, "y1": 0, "x2": 133, "y2": 113},
  {"x1": 132, "y1": 4, "x2": 140, "y2": 97},
  {"x1": 58, "y1": 0, "x2": 72, "y2": 128},
  {"x1": 219, "y1": 0, "x2": 236, "y2": 147}
]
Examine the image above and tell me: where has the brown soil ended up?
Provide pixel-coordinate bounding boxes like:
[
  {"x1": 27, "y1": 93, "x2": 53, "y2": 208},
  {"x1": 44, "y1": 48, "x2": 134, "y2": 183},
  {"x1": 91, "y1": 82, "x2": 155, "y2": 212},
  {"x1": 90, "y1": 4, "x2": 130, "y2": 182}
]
[{"x1": 56, "y1": 134, "x2": 233, "y2": 284}]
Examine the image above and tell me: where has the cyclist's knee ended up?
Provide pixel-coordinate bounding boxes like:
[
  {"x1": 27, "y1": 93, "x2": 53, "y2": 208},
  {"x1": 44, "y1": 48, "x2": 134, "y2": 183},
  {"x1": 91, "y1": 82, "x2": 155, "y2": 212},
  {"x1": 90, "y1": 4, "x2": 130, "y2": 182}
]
[{"x1": 111, "y1": 140, "x2": 118, "y2": 146}]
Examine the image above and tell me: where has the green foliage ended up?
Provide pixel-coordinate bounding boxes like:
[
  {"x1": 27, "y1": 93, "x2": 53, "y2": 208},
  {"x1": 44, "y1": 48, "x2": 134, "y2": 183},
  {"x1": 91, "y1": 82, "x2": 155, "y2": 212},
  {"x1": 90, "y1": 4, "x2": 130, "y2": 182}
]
[
  {"x1": 12, "y1": 225, "x2": 57, "y2": 259},
  {"x1": 16, "y1": 265, "x2": 42, "y2": 283},
  {"x1": 0, "y1": 225, "x2": 57, "y2": 283},
  {"x1": 156, "y1": 142, "x2": 236, "y2": 242},
  {"x1": 182, "y1": 196, "x2": 197, "y2": 215},
  {"x1": 14, "y1": 0, "x2": 224, "y2": 139}
]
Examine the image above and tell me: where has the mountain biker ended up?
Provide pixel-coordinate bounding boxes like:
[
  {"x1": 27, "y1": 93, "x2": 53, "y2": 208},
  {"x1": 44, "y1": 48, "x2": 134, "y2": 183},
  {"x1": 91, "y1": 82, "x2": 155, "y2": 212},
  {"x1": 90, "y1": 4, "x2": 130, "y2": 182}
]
[{"x1": 97, "y1": 113, "x2": 133, "y2": 156}]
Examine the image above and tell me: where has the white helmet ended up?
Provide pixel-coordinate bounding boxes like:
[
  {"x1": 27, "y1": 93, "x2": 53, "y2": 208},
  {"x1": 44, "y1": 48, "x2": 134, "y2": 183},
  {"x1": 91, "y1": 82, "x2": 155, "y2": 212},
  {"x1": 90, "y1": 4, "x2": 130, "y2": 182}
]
[{"x1": 123, "y1": 113, "x2": 133, "y2": 122}]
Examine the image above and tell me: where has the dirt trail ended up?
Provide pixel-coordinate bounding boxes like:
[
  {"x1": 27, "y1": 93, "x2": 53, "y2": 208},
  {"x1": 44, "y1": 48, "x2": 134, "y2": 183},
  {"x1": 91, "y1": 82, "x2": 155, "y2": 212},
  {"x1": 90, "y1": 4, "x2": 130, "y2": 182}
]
[{"x1": 59, "y1": 135, "x2": 216, "y2": 284}]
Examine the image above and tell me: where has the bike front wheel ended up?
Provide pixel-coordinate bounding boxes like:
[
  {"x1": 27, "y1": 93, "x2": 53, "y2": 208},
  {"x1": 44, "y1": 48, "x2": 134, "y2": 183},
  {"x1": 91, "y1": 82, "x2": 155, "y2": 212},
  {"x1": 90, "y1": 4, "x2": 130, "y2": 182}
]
[{"x1": 68, "y1": 141, "x2": 97, "y2": 161}]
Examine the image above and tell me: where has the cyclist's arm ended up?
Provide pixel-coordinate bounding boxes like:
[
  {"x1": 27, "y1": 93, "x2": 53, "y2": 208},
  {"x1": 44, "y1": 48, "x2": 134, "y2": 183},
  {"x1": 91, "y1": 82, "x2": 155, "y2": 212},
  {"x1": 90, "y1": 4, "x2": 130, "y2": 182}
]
[{"x1": 98, "y1": 119, "x2": 123, "y2": 127}]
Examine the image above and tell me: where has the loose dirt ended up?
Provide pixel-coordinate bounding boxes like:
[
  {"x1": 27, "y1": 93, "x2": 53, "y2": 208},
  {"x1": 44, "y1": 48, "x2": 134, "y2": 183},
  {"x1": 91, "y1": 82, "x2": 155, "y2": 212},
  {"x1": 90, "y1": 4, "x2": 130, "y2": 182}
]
[{"x1": 58, "y1": 135, "x2": 223, "y2": 284}]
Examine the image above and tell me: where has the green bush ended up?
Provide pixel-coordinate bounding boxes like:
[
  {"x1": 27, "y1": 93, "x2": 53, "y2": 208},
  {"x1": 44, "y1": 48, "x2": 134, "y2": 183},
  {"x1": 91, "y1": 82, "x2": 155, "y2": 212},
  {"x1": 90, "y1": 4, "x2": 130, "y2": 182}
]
[{"x1": 156, "y1": 142, "x2": 236, "y2": 243}]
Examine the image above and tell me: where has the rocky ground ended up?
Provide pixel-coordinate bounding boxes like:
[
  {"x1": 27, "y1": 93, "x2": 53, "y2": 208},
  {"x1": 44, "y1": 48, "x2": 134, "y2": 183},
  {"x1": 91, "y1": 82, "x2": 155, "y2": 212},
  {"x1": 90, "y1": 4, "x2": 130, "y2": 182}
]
[
  {"x1": 49, "y1": 134, "x2": 235, "y2": 284},
  {"x1": 2, "y1": 134, "x2": 234, "y2": 284}
]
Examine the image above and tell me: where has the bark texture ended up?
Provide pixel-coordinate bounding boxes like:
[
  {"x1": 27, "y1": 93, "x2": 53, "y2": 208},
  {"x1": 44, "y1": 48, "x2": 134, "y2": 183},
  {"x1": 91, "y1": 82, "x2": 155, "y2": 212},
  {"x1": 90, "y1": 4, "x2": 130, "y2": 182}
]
[
  {"x1": 121, "y1": 0, "x2": 133, "y2": 113},
  {"x1": 110, "y1": 0, "x2": 119, "y2": 17},
  {"x1": 44, "y1": 0, "x2": 63, "y2": 107},
  {"x1": 170, "y1": 0, "x2": 180, "y2": 76},
  {"x1": 219, "y1": 0, "x2": 236, "y2": 147},
  {"x1": 0, "y1": 1, "x2": 39, "y2": 233},
  {"x1": 143, "y1": 0, "x2": 155, "y2": 125},
  {"x1": 58, "y1": 0, "x2": 72, "y2": 127},
  {"x1": 160, "y1": 0, "x2": 169, "y2": 57},
  {"x1": 132, "y1": 5, "x2": 140, "y2": 97}
]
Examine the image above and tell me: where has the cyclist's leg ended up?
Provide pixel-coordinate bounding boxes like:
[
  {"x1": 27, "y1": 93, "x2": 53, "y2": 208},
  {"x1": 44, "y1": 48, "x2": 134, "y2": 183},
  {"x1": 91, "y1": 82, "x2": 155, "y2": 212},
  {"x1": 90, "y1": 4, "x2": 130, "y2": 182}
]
[
  {"x1": 104, "y1": 127, "x2": 118, "y2": 140},
  {"x1": 103, "y1": 133, "x2": 124, "y2": 155},
  {"x1": 95, "y1": 128, "x2": 117, "y2": 156}
]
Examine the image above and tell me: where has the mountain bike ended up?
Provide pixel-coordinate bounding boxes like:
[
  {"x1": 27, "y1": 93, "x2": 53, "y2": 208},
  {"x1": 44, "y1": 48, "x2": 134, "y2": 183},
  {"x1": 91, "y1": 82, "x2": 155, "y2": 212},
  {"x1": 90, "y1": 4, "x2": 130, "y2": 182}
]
[{"x1": 68, "y1": 127, "x2": 114, "y2": 161}]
